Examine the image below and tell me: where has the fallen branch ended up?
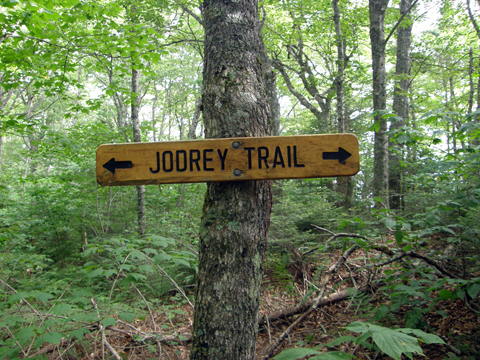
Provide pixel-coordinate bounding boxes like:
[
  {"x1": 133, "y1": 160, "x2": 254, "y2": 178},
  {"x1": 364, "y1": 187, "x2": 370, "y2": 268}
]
[
  {"x1": 90, "y1": 298, "x2": 121, "y2": 360},
  {"x1": 258, "y1": 286, "x2": 363, "y2": 328},
  {"x1": 26, "y1": 339, "x2": 69, "y2": 358},
  {"x1": 303, "y1": 230, "x2": 367, "y2": 257},
  {"x1": 0, "y1": 279, "x2": 44, "y2": 322},
  {"x1": 131, "y1": 283, "x2": 158, "y2": 332},
  {"x1": 101, "y1": 325, "x2": 122, "y2": 360},
  {"x1": 305, "y1": 228, "x2": 459, "y2": 279},
  {"x1": 262, "y1": 245, "x2": 360, "y2": 359},
  {"x1": 371, "y1": 249, "x2": 459, "y2": 279}
]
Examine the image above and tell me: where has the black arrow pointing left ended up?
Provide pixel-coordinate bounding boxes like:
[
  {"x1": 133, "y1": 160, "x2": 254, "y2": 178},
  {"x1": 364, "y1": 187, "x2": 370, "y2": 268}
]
[{"x1": 103, "y1": 158, "x2": 133, "y2": 174}]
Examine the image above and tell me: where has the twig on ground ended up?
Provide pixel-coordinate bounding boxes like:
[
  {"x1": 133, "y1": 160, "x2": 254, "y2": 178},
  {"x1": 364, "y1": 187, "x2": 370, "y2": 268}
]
[
  {"x1": 131, "y1": 283, "x2": 159, "y2": 332},
  {"x1": 303, "y1": 232, "x2": 367, "y2": 256},
  {"x1": 91, "y1": 298, "x2": 121, "y2": 360},
  {"x1": 4, "y1": 325, "x2": 27, "y2": 357},
  {"x1": 100, "y1": 325, "x2": 122, "y2": 360},
  {"x1": 0, "y1": 279, "x2": 44, "y2": 322},
  {"x1": 311, "y1": 225, "x2": 335, "y2": 235},
  {"x1": 145, "y1": 256, "x2": 194, "y2": 309},
  {"x1": 116, "y1": 320, "x2": 148, "y2": 337},
  {"x1": 370, "y1": 249, "x2": 458, "y2": 279},
  {"x1": 107, "y1": 253, "x2": 131, "y2": 313},
  {"x1": 265, "y1": 314, "x2": 272, "y2": 345},
  {"x1": 437, "y1": 333, "x2": 462, "y2": 356},
  {"x1": 262, "y1": 244, "x2": 360, "y2": 359}
]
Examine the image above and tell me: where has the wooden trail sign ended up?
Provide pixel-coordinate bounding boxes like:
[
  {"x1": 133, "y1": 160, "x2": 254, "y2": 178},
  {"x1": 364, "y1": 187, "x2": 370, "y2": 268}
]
[{"x1": 96, "y1": 134, "x2": 359, "y2": 186}]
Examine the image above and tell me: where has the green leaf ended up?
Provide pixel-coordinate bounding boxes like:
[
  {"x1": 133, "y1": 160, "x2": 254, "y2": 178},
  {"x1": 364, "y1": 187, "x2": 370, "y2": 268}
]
[
  {"x1": 103, "y1": 269, "x2": 116, "y2": 278},
  {"x1": 455, "y1": 289, "x2": 465, "y2": 300},
  {"x1": 17, "y1": 327, "x2": 35, "y2": 346},
  {"x1": 1, "y1": 0, "x2": 19, "y2": 8},
  {"x1": 397, "y1": 329, "x2": 445, "y2": 345},
  {"x1": 35, "y1": 292, "x2": 53, "y2": 304},
  {"x1": 101, "y1": 317, "x2": 117, "y2": 328},
  {"x1": 402, "y1": 244, "x2": 412, "y2": 251},
  {"x1": 310, "y1": 352, "x2": 356, "y2": 360},
  {"x1": 174, "y1": 259, "x2": 191, "y2": 268},
  {"x1": 139, "y1": 264, "x2": 154, "y2": 273},
  {"x1": 119, "y1": 264, "x2": 133, "y2": 271},
  {"x1": 50, "y1": 303, "x2": 73, "y2": 315},
  {"x1": 274, "y1": 348, "x2": 322, "y2": 360},
  {"x1": 441, "y1": 227, "x2": 456, "y2": 236},
  {"x1": 467, "y1": 282, "x2": 480, "y2": 298},
  {"x1": 75, "y1": 313, "x2": 99, "y2": 323},
  {"x1": 396, "y1": 134, "x2": 411, "y2": 144},
  {"x1": 436, "y1": 310, "x2": 448, "y2": 317},
  {"x1": 143, "y1": 248, "x2": 158, "y2": 256},
  {"x1": 438, "y1": 289, "x2": 452, "y2": 300},
  {"x1": 35, "y1": 332, "x2": 65, "y2": 347},
  {"x1": 87, "y1": 268, "x2": 104, "y2": 278},
  {"x1": 370, "y1": 119, "x2": 381, "y2": 132},
  {"x1": 425, "y1": 213, "x2": 438, "y2": 226},
  {"x1": 9, "y1": 292, "x2": 32, "y2": 303},
  {"x1": 154, "y1": 253, "x2": 172, "y2": 263},
  {"x1": 346, "y1": 322, "x2": 441, "y2": 360},
  {"x1": 395, "y1": 229, "x2": 404, "y2": 246},
  {"x1": 338, "y1": 221, "x2": 349, "y2": 230},
  {"x1": 356, "y1": 331, "x2": 374, "y2": 346},
  {"x1": 385, "y1": 218, "x2": 396, "y2": 228},
  {"x1": 69, "y1": 328, "x2": 88, "y2": 341},
  {"x1": 345, "y1": 321, "x2": 369, "y2": 333},
  {"x1": 119, "y1": 312, "x2": 136, "y2": 322},
  {"x1": 371, "y1": 329, "x2": 423, "y2": 360},
  {"x1": 324, "y1": 336, "x2": 357, "y2": 347}
]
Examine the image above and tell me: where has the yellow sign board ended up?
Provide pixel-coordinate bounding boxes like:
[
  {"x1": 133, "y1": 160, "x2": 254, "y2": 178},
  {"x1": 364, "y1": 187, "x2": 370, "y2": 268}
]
[{"x1": 96, "y1": 134, "x2": 359, "y2": 186}]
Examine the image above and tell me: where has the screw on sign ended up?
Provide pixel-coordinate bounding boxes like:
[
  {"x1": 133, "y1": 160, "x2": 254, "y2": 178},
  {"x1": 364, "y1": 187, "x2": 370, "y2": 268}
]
[{"x1": 96, "y1": 134, "x2": 360, "y2": 186}]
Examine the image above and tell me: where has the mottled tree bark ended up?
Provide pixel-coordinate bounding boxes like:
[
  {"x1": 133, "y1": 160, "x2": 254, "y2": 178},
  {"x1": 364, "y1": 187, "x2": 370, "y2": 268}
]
[
  {"x1": 131, "y1": 67, "x2": 146, "y2": 236},
  {"x1": 0, "y1": 78, "x2": 14, "y2": 173},
  {"x1": 333, "y1": 0, "x2": 345, "y2": 135},
  {"x1": 333, "y1": 0, "x2": 352, "y2": 209},
  {"x1": 369, "y1": 0, "x2": 390, "y2": 209},
  {"x1": 190, "y1": 0, "x2": 273, "y2": 359},
  {"x1": 259, "y1": 48, "x2": 280, "y2": 137},
  {"x1": 389, "y1": 0, "x2": 412, "y2": 210},
  {"x1": 466, "y1": 0, "x2": 480, "y2": 146},
  {"x1": 187, "y1": 96, "x2": 202, "y2": 139},
  {"x1": 259, "y1": 15, "x2": 282, "y2": 200},
  {"x1": 469, "y1": 48, "x2": 474, "y2": 115}
]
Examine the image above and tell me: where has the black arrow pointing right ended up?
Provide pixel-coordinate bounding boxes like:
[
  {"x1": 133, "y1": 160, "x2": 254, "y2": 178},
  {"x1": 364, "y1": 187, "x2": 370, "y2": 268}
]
[
  {"x1": 322, "y1": 147, "x2": 351, "y2": 165},
  {"x1": 103, "y1": 158, "x2": 133, "y2": 174}
]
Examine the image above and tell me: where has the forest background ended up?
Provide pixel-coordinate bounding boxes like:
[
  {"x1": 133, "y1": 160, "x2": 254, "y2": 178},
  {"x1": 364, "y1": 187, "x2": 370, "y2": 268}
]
[{"x1": 1, "y1": 0, "x2": 480, "y2": 359}]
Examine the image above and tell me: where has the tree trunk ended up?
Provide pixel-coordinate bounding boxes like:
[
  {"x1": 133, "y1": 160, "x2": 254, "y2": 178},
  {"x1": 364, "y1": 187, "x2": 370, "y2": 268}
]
[
  {"x1": 152, "y1": 80, "x2": 158, "y2": 142},
  {"x1": 131, "y1": 67, "x2": 146, "y2": 236},
  {"x1": 258, "y1": 19, "x2": 282, "y2": 200},
  {"x1": 469, "y1": 48, "x2": 474, "y2": 114},
  {"x1": 258, "y1": 44, "x2": 280, "y2": 137},
  {"x1": 190, "y1": 0, "x2": 273, "y2": 359},
  {"x1": 188, "y1": 96, "x2": 202, "y2": 139},
  {"x1": 0, "y1": 83, "x2": 13, "y2": 173},
  {"x1": 333, "y1": 0, "x2": 352, "y2": 209},
  {"x1": 369, "y1": 0, "x2": 390, "y2": 209},
  {"x1": 389, "y1": 0, "x2": 412, "y2": 210},
  {"x1": 466, "y1": 0, "x2": 480, "y2": 146}
]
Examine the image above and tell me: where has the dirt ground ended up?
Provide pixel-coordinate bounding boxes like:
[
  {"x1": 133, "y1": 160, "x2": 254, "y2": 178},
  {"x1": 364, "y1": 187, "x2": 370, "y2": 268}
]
[{"x1": 33, "y1": 244, "x2": 480, "y2": 360}]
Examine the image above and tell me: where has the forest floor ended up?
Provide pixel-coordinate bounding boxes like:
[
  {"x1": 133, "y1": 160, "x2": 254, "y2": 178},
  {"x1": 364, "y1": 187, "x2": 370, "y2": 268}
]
[{"x1": 32, "y1": 244, "x2": 480, "y2": 360}]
